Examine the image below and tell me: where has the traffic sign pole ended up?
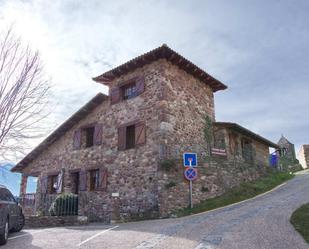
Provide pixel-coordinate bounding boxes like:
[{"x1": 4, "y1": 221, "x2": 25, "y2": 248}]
[
  {"x1": 183, "y1": 153, "x2": 198, "y2": 209},
  {"x1": 189, "y1": 180, "x2": 193, "y2": 208}
]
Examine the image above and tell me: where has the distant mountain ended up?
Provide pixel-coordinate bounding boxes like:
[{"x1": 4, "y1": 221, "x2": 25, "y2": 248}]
[{"x1": 0, "y1": 163, "x2": 36, "y2": 196}]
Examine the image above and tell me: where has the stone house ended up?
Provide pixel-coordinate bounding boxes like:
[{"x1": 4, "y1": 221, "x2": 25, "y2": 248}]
[
  {"x1": 12, "y1": 45, "x2": 278, "y2": 222},
  {"x1": 298, "y1": 145, "x2": 309, "y2": 169},
  {"x1": 213, "y1": 122, "x2": 278, "y2": 166}
]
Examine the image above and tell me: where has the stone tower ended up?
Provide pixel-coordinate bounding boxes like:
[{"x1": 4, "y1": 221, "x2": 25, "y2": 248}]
[{"x1": 277, "y1": 135, "x2": 296, "y2": 161}]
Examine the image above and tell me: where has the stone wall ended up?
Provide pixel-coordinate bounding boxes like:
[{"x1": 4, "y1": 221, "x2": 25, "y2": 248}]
[
  {"x1": 25, "y1": 215, "x2": 88, "y2": 228},
  {"x1": 21, "y1": 60, "x2": 172, "y2": 222},
  {"x1": 158, "y1": 157, "x2": 266, "y2": 217}
]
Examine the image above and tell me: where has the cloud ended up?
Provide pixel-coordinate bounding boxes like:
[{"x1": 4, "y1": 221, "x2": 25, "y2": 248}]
[{"x1": 0, "y1": 0, "x2": 309, "y2": 158}]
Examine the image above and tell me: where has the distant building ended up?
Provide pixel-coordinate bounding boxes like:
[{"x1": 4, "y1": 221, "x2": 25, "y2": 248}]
[
  {"x1": 298, "y1": 145, "x2": 309, "y2": 169},
  {"x1": 277, "y1": 135, "x2": 296, "y2": 161}
]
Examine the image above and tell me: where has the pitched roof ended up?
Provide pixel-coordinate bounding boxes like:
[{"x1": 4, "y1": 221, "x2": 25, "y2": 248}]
[
  {"x1": 11, "y1": 93, "x2": 108, "y2": 173},
  {"x1": 214, "y1": 122, "x2": 279, "y2": 148},
  {"x1": 93, "y1": 44, "x2": 227, "y2": 92},
  {"x1": 277, "y1": 135, "x2": 293, "y2": 145}
]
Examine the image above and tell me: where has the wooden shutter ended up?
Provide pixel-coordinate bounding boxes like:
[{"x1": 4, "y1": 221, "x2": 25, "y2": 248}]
[
  {"x1": 94, "y1": 124, "x2": 103, "y2": 145},
  {"x1": 79, "y1": 170, "x2": 87, "y2": 191},
  {"x1": 135, "y1": 122, "x2": 146, "y2": 146},
  {"x1": 135, "y1": 77, "x2": 145, "y2": 96},
  {"x1": 40, "y1": 176, "x2": 48, "y2": 194},
  {"x1": 73, "y1": 129, "x2": 81, "y2": 150},
  {"x1": 110, "y1": 87, "x2": 121, "y2": 104},
  {"x1": 118, "y1": 126, "x2": 126, "y2": 150},
  {"x1": 99, "y1": 168, "x2": 108, "y2": 190}
]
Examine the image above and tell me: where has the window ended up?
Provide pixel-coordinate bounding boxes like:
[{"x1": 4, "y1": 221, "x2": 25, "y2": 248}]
[
  {"x1": 89, "y1": 169, "x2": 100, "y2": 191},
  {"x1": 49, "y1": 175, "x2": 58, "y2": 194},
  {"x1": 110, "y1": 77, "x2": 145, "y2": 104},
  {"x1": 73, "y1": 124, "x2": 103, "y2": 150},
  {"x1": 118, "y1": 121, "x2": 146, "y2": 150},
  {"x1": 126, "y1": 125, "x2": 135, "y2": 149},
  {"x1": 241, "y1": 139, "x2": 254, "y2": 162},
  {"x1": 122, "y1": 82, "x2": 137, "y2": 100},
  {"x1": 71, "y1": 172, "x2": 80, "y2": 194},
  {"x1": 85, "y1": 127, "x2": 95, "y2": 147}
]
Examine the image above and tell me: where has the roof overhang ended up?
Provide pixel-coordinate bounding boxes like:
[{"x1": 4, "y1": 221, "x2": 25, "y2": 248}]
[
  {"x1": 93, "y1": 44, "x2": 227, "y2": 92},
  {"x1": 11, "y1": 93, "x2": 108, "y2": 173},
  {"x1": 214, "y1": 122, "x2": 279, "y2": 149}
]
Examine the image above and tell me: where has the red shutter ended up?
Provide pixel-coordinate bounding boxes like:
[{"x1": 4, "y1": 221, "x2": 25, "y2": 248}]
[
  {"x1": 79, "y1": 170, "x2": 87, "y2": 191},
  {"x1": 110, "y1": 87, "x2": 121, "y2": 104},
  {"x1": 94, "y1": 124, "x2": 103, "y2": 145},
  {"x1": 41, "y1": 176, "x2": 48, "y2": 194},
  {"x1": 99, "y1": 168, "x2": 108, "y2": 190},
  {"x1": 135, "y1": 122, "x2": 146, "y2": 146},
  {"x1": 118, "y1": 126, "x2": 126, "y2": 150},
  {"x1": 135, "y1": 77, "x2": 145, "y2": 96},
  {"x1": 73, "y1": 129, "x2": 81, "y2": 150}
]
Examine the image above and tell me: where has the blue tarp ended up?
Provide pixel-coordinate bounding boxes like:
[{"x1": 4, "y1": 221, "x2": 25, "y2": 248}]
[{"x1": 269, "y1": 153, "x2": 278, "y2": 167}]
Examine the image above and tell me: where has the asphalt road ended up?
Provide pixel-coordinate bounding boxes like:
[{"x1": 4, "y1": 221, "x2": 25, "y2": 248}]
[{"x1": 4, "y1": 170, "x2": 309, "y2": 249}]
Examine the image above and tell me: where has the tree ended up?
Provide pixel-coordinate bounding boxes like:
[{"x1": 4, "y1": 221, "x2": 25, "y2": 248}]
[{"x1": 0, "y1": 27, "x2": 50, "y2": 161}]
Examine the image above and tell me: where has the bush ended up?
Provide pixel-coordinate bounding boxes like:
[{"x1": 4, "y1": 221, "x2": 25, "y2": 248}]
[
  {"x1": 165, "y1": 181, "x2": 177, "y2": 189},
  {"x1": 201, "y1": 186, "x2": 209, "y2": 192},
  {"x1": 49, "y1": 193, "x2": 78, "y2": 216},
  {"x1": 160, "y1": 159, "x2": 177, "y2": 172}
]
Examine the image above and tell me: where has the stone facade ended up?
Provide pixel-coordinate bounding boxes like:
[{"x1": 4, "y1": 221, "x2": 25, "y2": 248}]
[
  {"x1": 25, "y1": 215, "x2": 88, "y2": 228},
  {"x1": 277, "y1": 135, "x2": 296, "y2": 161},
  {"x1": 298, "y1": 145, "x2": 309, "y2": 169},
  {"x1": 14, "y1": 46, "x2": 277, "y2": 223}
]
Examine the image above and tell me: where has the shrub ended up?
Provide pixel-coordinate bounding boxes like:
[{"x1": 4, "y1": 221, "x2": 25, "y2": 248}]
[
  {"x1": 201, "y1": 186, "x2": 209, "y2": 192},
  {"x1": 49, "y1": 193, "x2": 78, "y2": 216},
  {"x1": 160, "y1": 159, "x2": 177, "y2": 172},
  {"x1": 165, "y1": 181, "x2": 177, "y2": 189}
]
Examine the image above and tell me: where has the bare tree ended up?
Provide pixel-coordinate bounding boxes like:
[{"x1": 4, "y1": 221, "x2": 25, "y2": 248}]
[{"x1": 0, "y1": 27, "x2": 50, "y2": 161}]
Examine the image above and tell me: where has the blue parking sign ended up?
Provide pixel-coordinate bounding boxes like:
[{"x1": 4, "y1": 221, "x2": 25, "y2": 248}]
[{"x1": 183, "y1": 153, "x2": 197, "y2": 167}]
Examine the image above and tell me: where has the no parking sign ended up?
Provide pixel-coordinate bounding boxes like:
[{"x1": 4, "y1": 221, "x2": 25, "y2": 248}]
[{"x1": 184, "y1": 167, "x2": 198, "y2": 181}]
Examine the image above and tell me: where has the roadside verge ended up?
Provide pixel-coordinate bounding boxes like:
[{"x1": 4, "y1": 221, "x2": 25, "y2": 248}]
[
  {"x1": 290, "y1": 203, "x2": 309, "y2": 244},
  {"x1": 174, "y1": 171, "x2": 294, "y2": 217}
]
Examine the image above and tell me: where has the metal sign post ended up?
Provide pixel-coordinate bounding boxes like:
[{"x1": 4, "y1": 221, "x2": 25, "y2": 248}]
[
  {"x1": 189, "y1": 180, "x2": 193, "y2": 208},
  {"x1": 183, "y1": 153, "x2": 198, "y2": 209},
  {"x1": 184, "y1": 166, "x2": 198, "y2": 209}
]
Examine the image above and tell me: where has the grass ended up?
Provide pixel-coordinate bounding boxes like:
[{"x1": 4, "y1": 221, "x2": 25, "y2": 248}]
[
  {"x1": 174, "y1": 171, "x2": 294, "y2": 217},
  {"x1": 290, "y1": 203, "x2": 309, "y2": 243}
]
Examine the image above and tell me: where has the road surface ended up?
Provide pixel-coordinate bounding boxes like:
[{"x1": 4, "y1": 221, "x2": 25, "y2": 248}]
[{"x1": 4, "y1": 170, "x2": 309, "y2": 249}]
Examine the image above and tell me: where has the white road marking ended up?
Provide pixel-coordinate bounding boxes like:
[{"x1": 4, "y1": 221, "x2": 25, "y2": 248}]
[
  {"x1": 8, "y1": 230, "x2": 44, "y2": 240},
  {"x1": 77, "y1": 225, "x2": 119, "y2": 247}
]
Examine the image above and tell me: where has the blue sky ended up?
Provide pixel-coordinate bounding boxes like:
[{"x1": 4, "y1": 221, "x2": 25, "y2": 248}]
[{"x1": 0, "y1": 0, "x2": 308, "y2": 158}]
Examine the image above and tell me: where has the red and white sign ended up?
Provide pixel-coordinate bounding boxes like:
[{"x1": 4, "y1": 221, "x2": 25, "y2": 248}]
[{"x1": 211, "y1": 148, "x2": 227, "y2": 156}]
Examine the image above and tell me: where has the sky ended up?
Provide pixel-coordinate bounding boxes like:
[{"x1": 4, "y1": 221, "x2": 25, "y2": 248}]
[
  {"x1": 0, "y1": 163, "x2": 36, "y2": 195},
  {"x1": 0, "y1": 0, "x2": 308, "y2": 158}
]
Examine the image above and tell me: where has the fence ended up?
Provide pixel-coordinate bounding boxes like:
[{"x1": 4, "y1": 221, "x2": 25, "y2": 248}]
[{"x1": 20, "y1": 193, "x2": 79, "y2": 217}]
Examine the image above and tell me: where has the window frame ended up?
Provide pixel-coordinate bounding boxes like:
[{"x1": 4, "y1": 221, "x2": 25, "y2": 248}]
[
  {"x1": 122, "y1": 82, "x2": 137, "y2": 100},
  {"x1": 126, "y1": 124, "x2": 136, "y2": 149},
  {"x1": 84, "y1": 126, "x2": 95, "y2": 148},
  {"x1": 89, "y1": 169, "x2": 100, "y2": 191},
  {"x1": 70, "y1": 170, "x2": 80, "y2": 194},
  {"x1": 48, "y1": 174, "x2": 58, "y2": 194},
  {"x1": 118, "y1": 120, "x2": 146, "y2": 151}
]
